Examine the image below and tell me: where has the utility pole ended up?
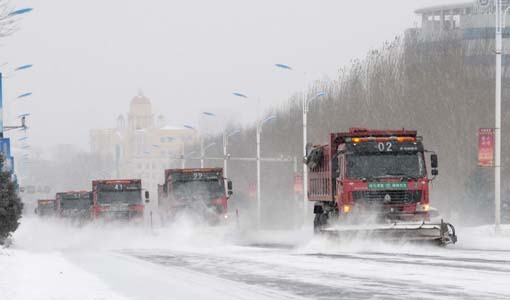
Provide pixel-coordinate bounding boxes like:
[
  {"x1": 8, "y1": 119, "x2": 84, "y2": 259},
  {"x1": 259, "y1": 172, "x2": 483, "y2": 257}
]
[
  {"x1": 495, "y1": 0, "x2": 503, "y2": 232},
  {"x1": 256, "y1": 124, "x2": 261, "y2": 227},
  {"x1": 0, "y1": 73, "x2": 3, "y2": 139},
  {"x1": 256, "y1": 116, "x2": 276, "y2": 228},
  {"x1": 223, "y1": 133, "x2": 228, "y2": 177},
  {"x1": 223, "y1": 129, "x2": 240, "y2": 179},
  {"x1": 200, "y1": 135, "x2": 204, "y2": 168},
  {"x1": 302, "y1": 92, "x2": 326, "y2": 224},
  {"x1": 302, "y1": 96, "x2": 308, "y2": 223}
]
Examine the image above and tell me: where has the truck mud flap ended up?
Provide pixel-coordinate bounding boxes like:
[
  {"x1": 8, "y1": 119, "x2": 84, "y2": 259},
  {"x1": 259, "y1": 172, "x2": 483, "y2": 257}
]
[{"x1": 320, "y1": 219, "x2": 457, "y2": 246}]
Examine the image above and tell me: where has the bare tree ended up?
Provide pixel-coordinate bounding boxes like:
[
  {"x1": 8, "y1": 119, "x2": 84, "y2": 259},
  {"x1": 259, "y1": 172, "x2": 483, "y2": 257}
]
[{"x1": 0, "y1": 1, "x2": 21, "y2": 39}]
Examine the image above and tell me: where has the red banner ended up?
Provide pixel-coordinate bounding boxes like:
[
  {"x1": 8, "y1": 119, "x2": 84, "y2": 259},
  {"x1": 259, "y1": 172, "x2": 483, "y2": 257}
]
[
  {"x1": 478, "y1": 128, "x2": 494, "y2": 167},
  {"x1": 294, "y1": 175, "x2": 303, "y2": 194}
]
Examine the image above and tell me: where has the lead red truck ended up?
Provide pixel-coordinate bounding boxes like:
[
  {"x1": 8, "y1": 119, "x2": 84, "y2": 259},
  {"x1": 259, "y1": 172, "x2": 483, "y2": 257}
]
[{"x1": 307, "y1": 128, "x2": 457, "y2": 245}]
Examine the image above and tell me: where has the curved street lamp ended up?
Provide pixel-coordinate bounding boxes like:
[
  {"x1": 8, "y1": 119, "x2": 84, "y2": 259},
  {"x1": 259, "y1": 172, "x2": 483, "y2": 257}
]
[
  {"x1": 14, "y1": 64, "x2": 33, "y2": 71},
  {"x1": 232, "y1": 92, "x2": 248, "y2": 99},
  {"x1": 8, "y1": 8, "x2": 33, "y2": 17},
  {"x1": 201, "y1": 142, "x2": 217, "y2": 168},
  {"x1": 199, "y1": 112, "x2": 216, "y2": 168},
  {"x1": 255, "y1": 115, "x2": 276, "y2": 227},
  {"x1": 223, "y1": 129, "x2": 240, "y2": 178},
  {"x1": 275, "y1": 63, "x2": 327, "y2": 223},
  {"x1": 181, "y1": 150, "x2": 197, "y2": 168},
  {"x1": 17, "y1": 92, "x2": 32, "y2": 99}
]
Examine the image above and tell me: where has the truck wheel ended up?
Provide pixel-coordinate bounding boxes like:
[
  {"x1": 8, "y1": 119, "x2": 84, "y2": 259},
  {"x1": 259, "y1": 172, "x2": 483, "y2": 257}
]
[{"x1": 313, "y1": 213, "x2": 329, "y2": 234}]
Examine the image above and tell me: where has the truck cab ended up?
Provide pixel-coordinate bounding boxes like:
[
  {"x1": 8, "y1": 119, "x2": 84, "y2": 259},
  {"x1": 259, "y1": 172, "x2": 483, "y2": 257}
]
[
  {"x1": 35, "y1": 199, "x2": 56, "y2": 217},
  {"x1": 56, "y1": 191, "x2": 92, "y2": 221},
  {"x1": 158, "y1": 168, "x2": 233, "y2": 224},
  {"x1": 91, "y1": 179, "x2": 146, "y2": 220},
  {"x1": 309, "y1": 128, "x2": 439, "y2": 230}
]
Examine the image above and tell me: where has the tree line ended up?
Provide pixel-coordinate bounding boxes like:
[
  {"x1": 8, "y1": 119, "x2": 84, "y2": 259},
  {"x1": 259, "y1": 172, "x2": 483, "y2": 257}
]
[{"x1": 192, "y1": 29, "x2": 510, "y2": 226}]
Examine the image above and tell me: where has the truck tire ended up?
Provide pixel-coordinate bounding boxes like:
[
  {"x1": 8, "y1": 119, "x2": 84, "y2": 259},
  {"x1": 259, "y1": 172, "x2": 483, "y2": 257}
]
[{"x1": 313, "y1": 213, "x2": 328, "y2": 234}]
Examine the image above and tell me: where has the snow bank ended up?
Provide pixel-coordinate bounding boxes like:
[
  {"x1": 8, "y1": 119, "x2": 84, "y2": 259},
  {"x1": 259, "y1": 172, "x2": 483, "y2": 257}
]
[
  {"x1": 0, "y1": 249, "x2": 126, "y2": 300},
  {"x1": 455, "y1": 224, "x2": 510, "y2": 251}
]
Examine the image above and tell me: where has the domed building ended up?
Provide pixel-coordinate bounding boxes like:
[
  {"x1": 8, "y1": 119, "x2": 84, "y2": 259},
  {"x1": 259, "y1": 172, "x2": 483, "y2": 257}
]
[
  {"x1": 128, "y1": 91, "x2": 154, "y2": 130},
  {"x1": 90, "y1": 91, "x2": 196, "y2": 197}
]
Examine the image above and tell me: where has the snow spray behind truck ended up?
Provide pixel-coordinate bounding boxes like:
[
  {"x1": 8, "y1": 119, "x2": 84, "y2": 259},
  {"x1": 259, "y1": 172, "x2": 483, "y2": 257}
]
[
  {"x1": 158, "y1": 168, "x2": 233, "y2": 224},
  {"x1": 307, "y1": 128, "x2": 457, "y2": 245},
  {"x1": 91, "y1": 179, "x2": 148, "y2": 220}
]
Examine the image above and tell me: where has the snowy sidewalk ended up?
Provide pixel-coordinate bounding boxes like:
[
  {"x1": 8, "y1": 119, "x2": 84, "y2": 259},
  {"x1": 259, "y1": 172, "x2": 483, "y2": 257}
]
[{"x1": 0, "y1": 249, "x2": 126, "y2": 300}]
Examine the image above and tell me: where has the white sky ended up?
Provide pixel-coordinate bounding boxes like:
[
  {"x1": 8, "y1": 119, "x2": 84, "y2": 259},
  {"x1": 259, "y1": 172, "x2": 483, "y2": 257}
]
[{"x1": 2, "y1": 0, "x2": 460, "y2": 152}]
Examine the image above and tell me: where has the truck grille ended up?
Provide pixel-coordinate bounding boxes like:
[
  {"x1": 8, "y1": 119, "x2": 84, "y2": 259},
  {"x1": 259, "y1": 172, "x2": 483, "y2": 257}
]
[{"x1": 352, "y1": 190, "x2": 422, "y2": 204}]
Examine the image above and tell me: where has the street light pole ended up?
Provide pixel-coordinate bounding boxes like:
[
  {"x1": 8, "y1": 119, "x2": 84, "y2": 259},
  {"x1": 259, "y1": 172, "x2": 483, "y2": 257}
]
[
  {"x1": 223, "y1": 133, "x2": 228, "y2": 176},
  {"x1": 302, "y1": 96, "x2": 308, "y2": 221},
  {"x1": 200, "y1": 136, "x2": 205, "y2": 168},
  {"x1": 494, "y1": 0, "x2": 510, "y2": 232},
  {"x1": 274, "y1": 63, "x2": 326, "y2": 225},
  {"x1": 200, "y1": 112, "x2": 216, "y2": 168},
  {"x1": 182, "y1": 151, "x2": 196, "y2": 168},
  {"x1": 302, "y1": 92, "x2": 326, "y2": 223},
  {"x1": 256, "y1": 115, "x2": 276, "y2": 228},
  {"x1": 201, "y1": 142, "x2": 216, "y2": 168},
  {"x1": 495, "y1": 0, "x2": 502, "y2": 232},
  {"x1": 223, "y1": 129, "x2": 240, "y2": 178},
  {"x1": 256, "y1": 124, "x2": 261, "y2": 227}
]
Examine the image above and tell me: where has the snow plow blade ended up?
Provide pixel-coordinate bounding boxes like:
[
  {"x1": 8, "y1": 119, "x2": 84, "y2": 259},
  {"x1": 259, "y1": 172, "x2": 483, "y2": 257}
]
[{"x1": 320, "y1": 219, "x2": 457, "y2": 246}]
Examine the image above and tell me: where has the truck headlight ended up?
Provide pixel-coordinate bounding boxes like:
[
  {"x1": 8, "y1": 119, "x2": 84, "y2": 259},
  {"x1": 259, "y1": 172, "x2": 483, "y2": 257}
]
[{"x1": 416, "y1": 203, "x2": 429, "y2": 212}]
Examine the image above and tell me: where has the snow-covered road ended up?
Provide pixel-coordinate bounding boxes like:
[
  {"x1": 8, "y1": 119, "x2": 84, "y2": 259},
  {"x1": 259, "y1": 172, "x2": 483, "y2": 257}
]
[
  {"x1": 119, "y1": 237, "x2": 510, "y2": 300},
  {"x1": 2, "y1": 217, "x2": 510, "y2": 300}
]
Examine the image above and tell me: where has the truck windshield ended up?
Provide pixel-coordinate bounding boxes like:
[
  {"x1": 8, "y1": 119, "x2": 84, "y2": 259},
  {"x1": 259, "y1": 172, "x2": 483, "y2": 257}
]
[
  {"x1": 173, "y1": 180, "x2": 225, "y2": 202},
  {"x1": 97, "y1": 190, "x2": 141, "y2": 205},
  {"x1": 61, "y1": 197, "x2": 90, "y2": 209},
  {"x1": 346, "y1": 153, "x2": 425, "y2": 179}
]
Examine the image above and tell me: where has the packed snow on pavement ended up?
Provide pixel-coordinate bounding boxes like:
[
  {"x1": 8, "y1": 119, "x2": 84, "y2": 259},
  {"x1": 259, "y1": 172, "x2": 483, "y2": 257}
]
[{"x1": 2, "y1": 217, "x2": 510, "y2": 300}]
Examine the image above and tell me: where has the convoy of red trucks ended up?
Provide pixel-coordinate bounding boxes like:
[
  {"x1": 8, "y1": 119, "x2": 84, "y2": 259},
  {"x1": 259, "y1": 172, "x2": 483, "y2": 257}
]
[
  {"x1": 158, "y1": 168, "x2": 232, "y2": 224},
  {"x1": 306, "y1": 128, "x2": 457, "y2": 245},
  {"x1": 33, "y1": 127, "x2": 457, "y2": 246}
]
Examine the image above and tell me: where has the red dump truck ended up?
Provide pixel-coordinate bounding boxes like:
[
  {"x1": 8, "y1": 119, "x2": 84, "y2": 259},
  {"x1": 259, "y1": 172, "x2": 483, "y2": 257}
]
[
  {"x1": 56, "y1": 191, "x2": 92, "y2": 221},
  {"x1": 91, "y1": 179, "x2": 148, "y2": 220},
  {"x1": 307, "y1": 128, "x2": 457, "y2": 245},
  {"x1": 158, "y1": 168, "x2": 232, "y2": 223},
  {"x1": 35, "y1": 199, "x2": 56, "y2": 217}
]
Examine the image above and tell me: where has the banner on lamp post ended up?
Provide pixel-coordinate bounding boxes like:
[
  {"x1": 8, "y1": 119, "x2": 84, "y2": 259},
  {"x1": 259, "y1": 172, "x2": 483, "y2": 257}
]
[
  {"x1": 248, "y1": 183, "x2": 257, "y2": 199},
  {"x1": 294, "y1": 174, "x2": 303, "y2": 194},
  {"x1": 478, "y1": 128, "x2": 494, "y2": 167}
]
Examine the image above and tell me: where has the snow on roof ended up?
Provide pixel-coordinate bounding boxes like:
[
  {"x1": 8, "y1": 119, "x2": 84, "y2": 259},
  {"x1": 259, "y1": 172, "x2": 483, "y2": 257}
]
[
  {"x1": 160, "y1": 125, "x2": 188, "y2": 130},
  {"x1": 415, "y1": 2, "x2": 473, "y2": 14}
]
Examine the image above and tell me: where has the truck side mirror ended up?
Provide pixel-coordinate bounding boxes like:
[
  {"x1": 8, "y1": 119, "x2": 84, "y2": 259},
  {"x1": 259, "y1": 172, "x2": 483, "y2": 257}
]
[
  {"x1": 145, "y1": 191, "x2": 150, "y2": 203},
  {"x1": 431, "y1": 154, "x2": 438, "y2": 169},
  {"x1": 227, "y1": 180, "x2": 233, "y2": 196},
  {"x1": 305, "y1": 142, "x2": 313, "y2": 157},
  {"x1": 431, "y1": 169, "x2": 439, "y2": 176}
]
